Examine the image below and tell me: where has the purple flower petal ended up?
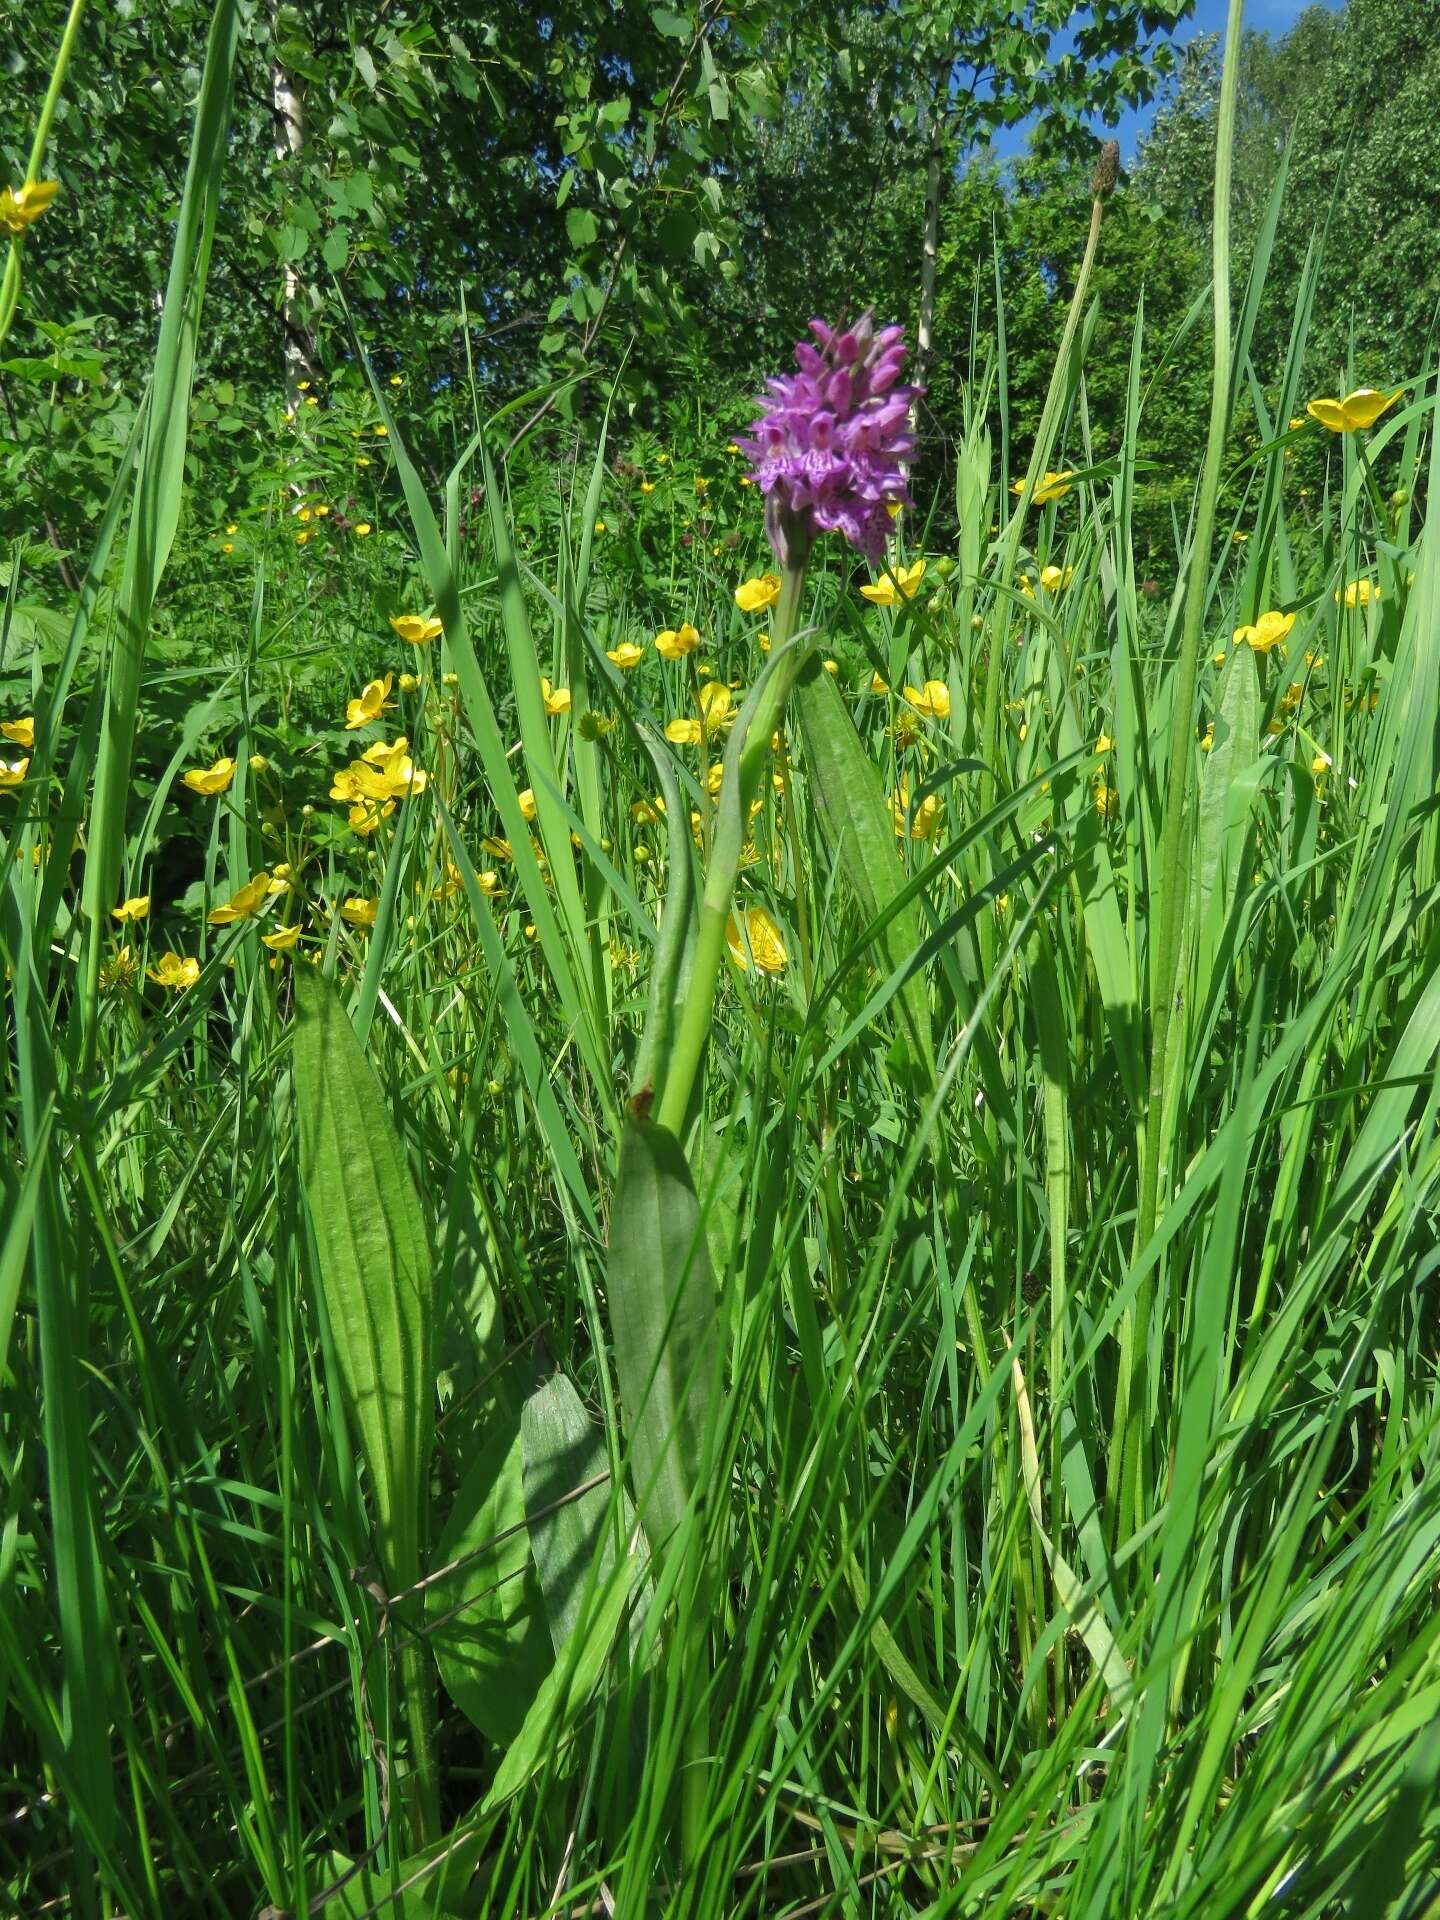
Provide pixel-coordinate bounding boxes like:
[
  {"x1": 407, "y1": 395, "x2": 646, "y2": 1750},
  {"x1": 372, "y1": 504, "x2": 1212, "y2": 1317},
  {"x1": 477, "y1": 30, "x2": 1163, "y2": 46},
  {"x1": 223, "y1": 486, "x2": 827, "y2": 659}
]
[{"x1": 743, "y1": 309, "x2": 920, "y2": 565}]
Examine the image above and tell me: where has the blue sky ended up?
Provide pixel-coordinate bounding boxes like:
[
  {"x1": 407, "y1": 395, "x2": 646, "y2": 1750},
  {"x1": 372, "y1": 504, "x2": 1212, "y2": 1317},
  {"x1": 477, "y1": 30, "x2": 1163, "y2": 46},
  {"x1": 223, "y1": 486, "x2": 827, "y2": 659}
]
[{"x1": 988, "y1": 0, "x2": 1344, "y2": 162}]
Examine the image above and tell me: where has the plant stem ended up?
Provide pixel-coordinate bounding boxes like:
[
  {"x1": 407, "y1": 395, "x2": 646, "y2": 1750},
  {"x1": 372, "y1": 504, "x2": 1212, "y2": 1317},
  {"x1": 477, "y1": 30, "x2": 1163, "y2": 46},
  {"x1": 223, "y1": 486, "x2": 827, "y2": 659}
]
[
  {"x1": 1134, "y1": 2, "x2": 1243, "y2": 1256},
  {"x1": 0, "y1": 0, "x2": 87, "y2": 351},
  {"x1": 656, "y1": 563, "x2": 809, "y2": 1137}
]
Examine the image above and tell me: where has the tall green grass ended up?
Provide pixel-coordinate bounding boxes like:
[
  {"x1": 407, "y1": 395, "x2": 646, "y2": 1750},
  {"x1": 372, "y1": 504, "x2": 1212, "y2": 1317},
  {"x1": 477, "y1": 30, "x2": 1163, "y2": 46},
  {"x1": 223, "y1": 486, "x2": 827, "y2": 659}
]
[{"x1": 3, "y1": 3, "x2": 1440, "y2": 1915}]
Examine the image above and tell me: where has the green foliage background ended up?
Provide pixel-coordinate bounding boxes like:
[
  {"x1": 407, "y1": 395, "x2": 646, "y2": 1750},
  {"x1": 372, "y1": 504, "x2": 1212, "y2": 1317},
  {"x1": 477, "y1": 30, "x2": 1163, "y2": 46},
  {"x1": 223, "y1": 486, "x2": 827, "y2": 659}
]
[
  {"x1": 3, "y1": 0, "x2": 1433, "y2": 570},
  {"x1": 4, "y1": 1, "x2": 1440, "y2": 1915}
]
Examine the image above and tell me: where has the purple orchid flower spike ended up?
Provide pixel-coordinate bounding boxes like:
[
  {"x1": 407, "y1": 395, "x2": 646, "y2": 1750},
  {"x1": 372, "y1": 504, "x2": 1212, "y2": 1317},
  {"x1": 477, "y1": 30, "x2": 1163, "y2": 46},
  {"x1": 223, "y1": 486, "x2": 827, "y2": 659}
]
[{"x1": 736, "y1": 311, "x2": 921, "y2": 568}]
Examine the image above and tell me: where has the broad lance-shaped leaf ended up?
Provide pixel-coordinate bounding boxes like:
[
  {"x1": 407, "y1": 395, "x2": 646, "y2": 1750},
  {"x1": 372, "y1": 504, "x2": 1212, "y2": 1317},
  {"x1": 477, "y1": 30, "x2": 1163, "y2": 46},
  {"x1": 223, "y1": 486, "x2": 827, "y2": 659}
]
[
  {"x1": 426, "y1": 1397, "x2": 552, "y2": 1744},
  {"x1": 791, "y1": 654, "x2": 934, "y2": 1071},
  {"x1": 524, "y1": 1370, "x2": 651, "y2": 1657},
  {"x1": 480, "y1": 1559, "x2": 633, "y2": 1816},
  {"x1": 293, "y1": 966, "x2": 433, "y2": 1589},
  {"x1": 607, "y1": 1115, "x2": 721, "y2": 1554}
]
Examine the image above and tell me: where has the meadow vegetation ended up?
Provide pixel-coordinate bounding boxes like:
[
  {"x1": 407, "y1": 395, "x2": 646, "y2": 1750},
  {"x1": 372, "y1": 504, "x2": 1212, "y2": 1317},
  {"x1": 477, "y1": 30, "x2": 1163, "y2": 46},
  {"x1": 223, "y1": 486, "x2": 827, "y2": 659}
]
[{"x1": 2, "y1": 1, "x2": 1439, "y2": 1914}]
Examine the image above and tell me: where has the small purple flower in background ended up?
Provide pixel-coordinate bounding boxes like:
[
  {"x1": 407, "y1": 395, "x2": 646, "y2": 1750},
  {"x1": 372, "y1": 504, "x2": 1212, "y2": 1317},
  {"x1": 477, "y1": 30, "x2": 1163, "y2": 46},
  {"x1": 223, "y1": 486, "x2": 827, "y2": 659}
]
[{"x1": 737, "y1": 312, "x2": 919, "y2": 568}]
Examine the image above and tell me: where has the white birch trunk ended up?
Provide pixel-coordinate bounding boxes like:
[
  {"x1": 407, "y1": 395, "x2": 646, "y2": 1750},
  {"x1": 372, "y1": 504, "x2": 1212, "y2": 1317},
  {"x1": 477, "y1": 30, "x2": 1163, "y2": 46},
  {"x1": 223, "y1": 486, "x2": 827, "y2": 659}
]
[
  {"x1": 270, "y1": 8, "x2": 309, "y2": 409},
  {"x1": 915, "y1": 59, "x2": 948, "y2": 398}
]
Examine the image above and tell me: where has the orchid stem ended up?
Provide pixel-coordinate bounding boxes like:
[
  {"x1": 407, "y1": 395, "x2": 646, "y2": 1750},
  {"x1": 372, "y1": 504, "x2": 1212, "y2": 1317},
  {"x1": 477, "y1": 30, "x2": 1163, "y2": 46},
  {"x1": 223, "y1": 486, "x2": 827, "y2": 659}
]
[{"x1": 655, "y1": 563, "x2": 809, "y2": 1138}]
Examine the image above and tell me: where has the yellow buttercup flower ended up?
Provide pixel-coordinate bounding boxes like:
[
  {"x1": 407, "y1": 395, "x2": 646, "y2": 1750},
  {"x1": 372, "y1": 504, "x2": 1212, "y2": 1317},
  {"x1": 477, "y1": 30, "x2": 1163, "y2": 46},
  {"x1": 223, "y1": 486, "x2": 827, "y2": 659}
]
[
  {"x1": 870, "y1": 672, "x2": 890, "y2": 695},
  {"x1": 725, "y1": 905, "x2": 788, "y2": 975},
  {"x1": 398, "y1": 671, "x2": 420, "y2": 692},
  {"x1": 654, "y1": 621, "x2": 701, "y2": 660},
  {"x1": 902, "y1": 679, "x2": 950, "y2": 720},
  {"x1": 112, "y1": 894, "x2": 151, "y2": 923},
  {"x1": 99, "y1": 945, "x2": 138, "y2": 991},
  {"x1": 390, "y1": 614, "x2": 443, "y2": 645},
  {"x1": 346, "y1": 798, "x2": 395, "y2": 835},
  {"x1": 1233, "y1": 609, "x2": 1295, "y2": 653},
  {"x1": 207, "y1": 872, "x2": 271, "y2": 925},
  {"x1": 734, "y1": 573, "x2": 781, "y2": 614},
  {"x1": 1335, "y1": 579, "x2": 1378, "y2": 610},
  {"x1": 640, "y1": 480, "x2": 656, "y2": 494},
  {"x1": 0, "y1": 179, "x2": 59, "y2": 234},
  {"x1": 1312, "y1": 752, "x2": 1332, "y2": 777},
  {"x1": 261, "y1": 923, "x2": 302, "y2": 952},
  {"x1": 518, "y1": 788, "x2": 538, "y2": 823},
  {"x1": 147, "y1": 952, "x2": 200, "y2": 990},
  {"x1": 859, "y1": 558, "x2": 926, "y2": 606},
  {"x1": 182, "y1": 755, "x2": 236, "y2": 796},
  {"x1": 1306, "y1": 388, "x2": 1402, "y2": 434},
  {"x1": 1094, "y1": 783, "x2": 1119, "y2": 818},
  {"x1": 1039, "y1": 564, "x2": 1073, "y2": 593},
  {"x1": 1, "y1": 716, "x2": 35, "y2": 748},
  {"x1": 333, "y1": 739, "x2": 426, "y2": 813},
  {"x1": 340, "y1": 896, "x2": 378, "y2": 928},
  {"x1": 606, "y1": 641, "x2": 645, "y2": 671},
  {"x1": 698, "y1": 681, "x2": 735, "y2": 729},
  {"x1": 1012, "y1": 470, "x2": 1074, "y2": 505},
  {"x1": 665, "y1": 717, "x2": 702, "y2": 747},
  {"x1": 0, "y1": 755, "x2": 30, "y2": 787},
  {"x1": 389, "y1": 748, "x2": 428, "y2": 795},
  {"x1": 541, "y1": 677, "x2": 571, "y2": 715},
  {"x1": 330, "y1": 766, "x2": 368, "y2": 801},
  {"x1": 891, "y1": 779, "x2": 940, "y2": 841},
  {"x1": 344, "y1": 673, "x2": 394, "y2": 729},
  {"x1": 354, "y1": 523, "x2": 373, "y2": 537}
]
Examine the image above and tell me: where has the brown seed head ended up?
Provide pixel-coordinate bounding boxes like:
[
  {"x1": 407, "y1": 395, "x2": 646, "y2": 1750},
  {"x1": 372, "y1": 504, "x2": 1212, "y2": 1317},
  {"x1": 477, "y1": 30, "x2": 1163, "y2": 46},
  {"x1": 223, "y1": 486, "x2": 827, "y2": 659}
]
[{"x1": 1092, "y1": 140, "x2": 1120, "y2": 200}]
